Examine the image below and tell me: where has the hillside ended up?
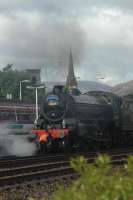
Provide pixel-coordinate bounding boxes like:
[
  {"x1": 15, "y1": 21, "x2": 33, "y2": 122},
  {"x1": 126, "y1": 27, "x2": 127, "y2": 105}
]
[{"x1": 112, "y1": 80, "x2": 133, "y2": 96}]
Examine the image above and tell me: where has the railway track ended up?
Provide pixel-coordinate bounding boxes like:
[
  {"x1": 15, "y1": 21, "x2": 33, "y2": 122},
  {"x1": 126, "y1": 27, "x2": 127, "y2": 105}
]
[
  {"x1": 0, "y1": 148, "x2": 133, "y2": 188},
  {"x1": 0, "y1": 147, "x2": 133, "y2": 169}
]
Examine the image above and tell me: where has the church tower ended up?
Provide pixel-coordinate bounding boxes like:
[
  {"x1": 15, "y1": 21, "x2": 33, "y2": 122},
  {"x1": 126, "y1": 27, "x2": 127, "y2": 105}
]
[{"x1": 66, "y1": 50, "x2": 77, "y2": 89}]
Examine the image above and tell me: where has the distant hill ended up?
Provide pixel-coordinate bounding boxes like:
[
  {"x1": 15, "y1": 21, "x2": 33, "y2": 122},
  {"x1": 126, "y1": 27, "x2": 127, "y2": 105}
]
[
  {"x1": 112, "y1": 80, "x2": 133, "y2": 96},
  {"x1": 45, "y1": 81, "x2": 111, "y2": 93}
]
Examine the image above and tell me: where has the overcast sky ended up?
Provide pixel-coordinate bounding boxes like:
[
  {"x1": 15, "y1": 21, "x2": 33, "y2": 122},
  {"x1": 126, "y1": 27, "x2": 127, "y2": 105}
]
[{"x1": 0, "y1": 0, "x2": 133, "y2": 86}]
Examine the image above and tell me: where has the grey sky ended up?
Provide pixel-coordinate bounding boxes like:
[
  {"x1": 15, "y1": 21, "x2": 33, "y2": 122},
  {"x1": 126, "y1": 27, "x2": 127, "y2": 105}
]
[{"x1": 0, "y1": 0, "x2": 133, "y2": 85}]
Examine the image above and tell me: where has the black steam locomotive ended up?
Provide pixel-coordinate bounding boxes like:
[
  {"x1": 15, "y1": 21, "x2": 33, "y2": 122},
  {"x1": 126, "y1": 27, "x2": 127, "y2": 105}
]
[{"x1": 32, "y1": 85, "x2": 133, "y2": 152}]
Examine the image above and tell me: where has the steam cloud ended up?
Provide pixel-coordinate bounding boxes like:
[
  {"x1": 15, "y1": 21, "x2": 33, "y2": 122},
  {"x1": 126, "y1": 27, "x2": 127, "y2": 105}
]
[
  {"x1": 0, "y1": 123, "x2": 37, "y2": 157},
  {"x1": 6, "y1": 137, "x2": 37, "y2": 157}
]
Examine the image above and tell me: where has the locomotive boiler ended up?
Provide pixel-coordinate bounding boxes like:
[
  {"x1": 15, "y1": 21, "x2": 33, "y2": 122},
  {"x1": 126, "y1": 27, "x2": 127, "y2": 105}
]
[{"x1": 32, "y1": 85, "x2": 123, "y2": 152}]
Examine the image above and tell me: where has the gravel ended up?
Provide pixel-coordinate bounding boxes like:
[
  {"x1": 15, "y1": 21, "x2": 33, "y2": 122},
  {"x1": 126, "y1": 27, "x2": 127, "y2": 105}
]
[{"x1": 0, "y1": 178, "x2": 74, "y2": 200}]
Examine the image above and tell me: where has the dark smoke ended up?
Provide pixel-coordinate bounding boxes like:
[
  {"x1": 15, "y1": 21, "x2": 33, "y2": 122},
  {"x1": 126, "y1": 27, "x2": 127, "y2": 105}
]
[
  {"x1": 1, "y1": 12, "x2": 86, "y2": 81},
  {"x1": 4, "y1": 13, "x2": 86, "y2": 68}
]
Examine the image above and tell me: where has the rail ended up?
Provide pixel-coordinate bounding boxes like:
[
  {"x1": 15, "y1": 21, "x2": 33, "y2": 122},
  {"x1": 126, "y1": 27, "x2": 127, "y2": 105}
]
[{"x1": 0, "y1": 148, "x2": 133, "y2": 188}]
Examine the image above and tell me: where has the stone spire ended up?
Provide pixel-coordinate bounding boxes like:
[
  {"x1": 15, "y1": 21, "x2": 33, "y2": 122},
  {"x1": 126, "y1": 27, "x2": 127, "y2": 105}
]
[{"x1": 66, "y1": 50, "x2": 77, "y2": 88}]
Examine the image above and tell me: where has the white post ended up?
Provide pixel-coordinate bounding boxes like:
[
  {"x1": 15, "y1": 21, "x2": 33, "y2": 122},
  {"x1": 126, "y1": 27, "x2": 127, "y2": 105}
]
[
  {"x1": 26, "y1": 85, "x2": 44, "y2": 123},
  {"x1": 20, "y1": 81, "x2": 22, "y2": 101},
  {"x1": 35, "y1": 87, "x2": 38, "y2": 120},
  {"x1": 20, "y1": 80, "x2": 30, "y2": 101}
]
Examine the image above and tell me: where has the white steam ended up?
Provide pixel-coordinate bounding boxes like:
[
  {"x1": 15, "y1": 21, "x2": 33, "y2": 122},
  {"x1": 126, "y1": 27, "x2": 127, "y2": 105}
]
[
  {"x1": 6, "y1": 137, "x2": 37, "y2": 157},
  {"x1": 0, "y1": 123, "x2": 37, "y2": 157}
]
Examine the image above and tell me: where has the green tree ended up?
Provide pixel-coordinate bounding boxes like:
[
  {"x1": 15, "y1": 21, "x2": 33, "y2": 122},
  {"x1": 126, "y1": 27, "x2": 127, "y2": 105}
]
[
  {"x1": 0, "y1": 66, "x2": 45, "y2": 101},
  {"x1": 3, "y1": 63, "x2": 13, "y2": 72}
]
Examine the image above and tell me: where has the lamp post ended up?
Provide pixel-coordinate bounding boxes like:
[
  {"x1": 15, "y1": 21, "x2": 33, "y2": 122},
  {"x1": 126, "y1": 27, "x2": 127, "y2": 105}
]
[
  {"x1": 20, "y1": 80, "x2": 31, "y2": 101},
  {"x1": 26, "y1": 85, "x2": 45, "y2": 120}
]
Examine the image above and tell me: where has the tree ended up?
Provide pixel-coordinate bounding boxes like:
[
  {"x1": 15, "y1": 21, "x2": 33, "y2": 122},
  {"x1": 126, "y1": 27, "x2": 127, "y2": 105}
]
[
  {"x1": 0, "y1": 67, "x2": 45, "y2": 101},
  {"x1": 3, "y1": 64, "x2": 13, "y2": 72}
]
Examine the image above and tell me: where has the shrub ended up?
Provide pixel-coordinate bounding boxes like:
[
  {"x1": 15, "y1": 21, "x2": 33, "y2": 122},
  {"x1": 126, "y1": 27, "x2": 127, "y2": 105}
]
[{"x1": 54, "y1": 155, "x2": 133, "y2": 200}]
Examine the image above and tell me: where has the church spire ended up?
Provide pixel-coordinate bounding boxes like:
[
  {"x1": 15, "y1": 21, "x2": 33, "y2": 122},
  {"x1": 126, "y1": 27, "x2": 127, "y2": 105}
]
[{"x1": 66, "y1": 49, "x2": 77, "y2": 88}]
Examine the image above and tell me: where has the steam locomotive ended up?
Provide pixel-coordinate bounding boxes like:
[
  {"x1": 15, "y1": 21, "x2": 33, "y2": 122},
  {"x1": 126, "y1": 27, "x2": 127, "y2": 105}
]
[{"x1": 32, "y1": 85, "x2": 133, "y2": 152}]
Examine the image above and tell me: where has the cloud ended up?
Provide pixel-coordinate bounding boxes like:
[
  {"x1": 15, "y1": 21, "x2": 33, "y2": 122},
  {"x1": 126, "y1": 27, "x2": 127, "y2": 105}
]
[
  {"x1": 0, "y1": 1, "x2": 132, "y2": 85},
  {"x1": 81, "y1": 7, "x2": 133, "y2": 47}
]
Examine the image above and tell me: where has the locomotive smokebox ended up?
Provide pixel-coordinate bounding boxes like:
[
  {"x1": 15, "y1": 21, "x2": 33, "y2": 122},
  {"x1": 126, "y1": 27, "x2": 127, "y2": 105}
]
[{"x1": 41, "y1": 86, "x2": 66, "y2": 122}]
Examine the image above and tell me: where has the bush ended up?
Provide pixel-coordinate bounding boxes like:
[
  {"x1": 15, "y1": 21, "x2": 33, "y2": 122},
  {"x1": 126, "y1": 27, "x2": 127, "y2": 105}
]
[{"x1": 54, "y1": 155, "x2": 133, "y2": 200}]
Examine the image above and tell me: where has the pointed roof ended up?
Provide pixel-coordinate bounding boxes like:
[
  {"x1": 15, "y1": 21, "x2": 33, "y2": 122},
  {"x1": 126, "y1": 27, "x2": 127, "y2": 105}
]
[{"x1": 66, "y1": 50, "x2": 77, "y2": 88}]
